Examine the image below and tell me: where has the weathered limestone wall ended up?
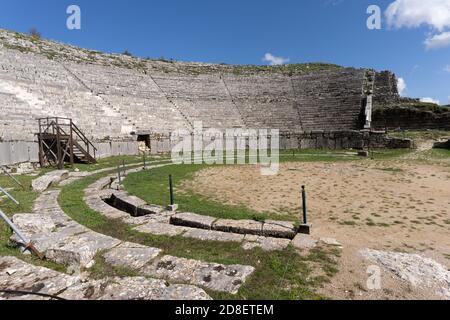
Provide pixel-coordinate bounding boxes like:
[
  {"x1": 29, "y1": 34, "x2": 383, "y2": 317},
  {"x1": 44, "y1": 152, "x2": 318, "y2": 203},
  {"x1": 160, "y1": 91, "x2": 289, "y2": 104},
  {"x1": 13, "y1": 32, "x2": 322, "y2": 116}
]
[
  {"x1": 291, "y1": 69, "x2": 366, "y2": 131},
  {"x1": 149, "y1": 131, "x2": 412, "y2": 154},
  {"x1": 372, "y1": 71, "x2": 399, "y2": 108},
  {"x1": 0, "y1": 42, "x2": 394, "y2": 141},
  {"x1": 0, "y1": 140, "x2": 139, "y2": 166},
  {"x1": 373, "y1": 108, "x2": 450, "y2": 131}
]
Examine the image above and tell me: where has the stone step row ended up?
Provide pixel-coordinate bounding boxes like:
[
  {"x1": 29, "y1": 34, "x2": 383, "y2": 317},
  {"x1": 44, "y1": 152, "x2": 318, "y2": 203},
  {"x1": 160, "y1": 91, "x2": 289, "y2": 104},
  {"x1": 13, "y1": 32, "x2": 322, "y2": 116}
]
[
  {"x1": 91, "y1": 173, "x2": 298, "y2": 240},
  {"x1": 83, "y1": 174, "x2": 295, "y2": 251},
  {"x1": 12, "y1": 165, "x2": 255, "y2": 295},
  {"x1": 0, "y1": 256, "x2": 210, "y2": 300}
]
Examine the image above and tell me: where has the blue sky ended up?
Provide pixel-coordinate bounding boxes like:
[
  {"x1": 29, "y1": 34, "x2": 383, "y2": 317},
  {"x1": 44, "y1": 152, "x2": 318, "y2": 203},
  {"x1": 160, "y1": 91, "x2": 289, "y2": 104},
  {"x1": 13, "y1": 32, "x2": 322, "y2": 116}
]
[{"x1": 0, "y1": 0, "x2": 449, "y2": 104}]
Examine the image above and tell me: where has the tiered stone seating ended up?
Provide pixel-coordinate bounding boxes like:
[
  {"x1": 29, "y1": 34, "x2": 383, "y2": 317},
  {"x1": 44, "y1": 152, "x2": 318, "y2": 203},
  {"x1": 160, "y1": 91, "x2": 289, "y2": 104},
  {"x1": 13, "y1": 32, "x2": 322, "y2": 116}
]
[
  {"x1": 222, "y1": 74, "x2": 302, "y2": 131},
  {"x1": 67, "y1": 63, "x2": 190, "y2": 133},
  {"x1": 291, "y1": 69, "x2": 366, "y2": 131},
  {"x1": 1, "y1": 29, "x2": 399, "y2": 141},
  {"x1": 0, "y1": 49, "x2": 123, "y2": 140},
  {"x1": 147, "y1": 73, "x2": 245, "y2": 129}
]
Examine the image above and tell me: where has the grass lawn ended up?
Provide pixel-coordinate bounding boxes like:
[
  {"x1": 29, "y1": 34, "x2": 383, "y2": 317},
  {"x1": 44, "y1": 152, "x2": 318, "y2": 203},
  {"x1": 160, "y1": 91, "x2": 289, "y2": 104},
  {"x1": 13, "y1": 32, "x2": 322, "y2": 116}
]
[
  {"x1": 123, "y1": 149, "x2": 412, "y2": 222},
  {"x1": 58, "y1": 166, "x2": 340, "y2": 300},
  {"x1": 388, "y1": 130, "x2": 450, "y2": 141}
]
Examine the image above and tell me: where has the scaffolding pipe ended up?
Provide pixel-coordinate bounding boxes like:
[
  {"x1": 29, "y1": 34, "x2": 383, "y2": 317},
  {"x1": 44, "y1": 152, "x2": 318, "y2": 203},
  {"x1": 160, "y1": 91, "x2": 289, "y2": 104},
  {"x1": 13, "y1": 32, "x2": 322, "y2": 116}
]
[
  {"x1": 0, "y1": 189, "x2": 44, "y2": 259},
  {"x1": 0, "y1": 166, "x2": 24, "y2": 189},
  {"x1": 0, "y1": 186, "x2": 19, "y2": 205},
  {"x1": 0, "y1": 208, "x2": 28, "y2": 244}
]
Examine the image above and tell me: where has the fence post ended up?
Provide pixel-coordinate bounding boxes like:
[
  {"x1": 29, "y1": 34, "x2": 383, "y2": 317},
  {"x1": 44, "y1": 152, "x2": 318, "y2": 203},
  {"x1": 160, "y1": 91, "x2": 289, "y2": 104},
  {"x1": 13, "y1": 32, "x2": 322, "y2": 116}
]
[
  {"x1": 169, "y1": 174, "x2": 174, "y2": 206},
  {"x1": 301, "y1": 185, "x2": 307, "y2": 224},
  {"x1": 143, "y1": 153, "x2": 147, "y2": 170}
]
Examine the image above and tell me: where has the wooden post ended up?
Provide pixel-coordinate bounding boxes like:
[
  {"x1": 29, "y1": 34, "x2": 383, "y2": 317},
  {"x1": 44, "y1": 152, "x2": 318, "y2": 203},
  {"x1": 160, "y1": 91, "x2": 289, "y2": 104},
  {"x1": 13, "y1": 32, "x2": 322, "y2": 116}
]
[
  {"x1": 38, "y1": 119, "x2": 44, "y2": 167},
  {"x1": 69, "y1": 119, "x2": 74, "y2": 166},
  {"x1": 169, "y1": 175, "x2": 174, "y2": 206},
  {"x1": 301, "y1": 185, "x2": 307, "y2": 224},
  {"x1": 55, "y1": 118, "x2": 63, "y2": 169}
]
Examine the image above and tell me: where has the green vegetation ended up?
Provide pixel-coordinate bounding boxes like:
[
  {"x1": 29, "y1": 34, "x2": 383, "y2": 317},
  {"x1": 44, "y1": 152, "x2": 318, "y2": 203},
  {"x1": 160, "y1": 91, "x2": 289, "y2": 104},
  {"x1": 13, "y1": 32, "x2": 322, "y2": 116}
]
[
  {"x1": 374, "y1": 102, "x2": 450, "y2": 116},
  {"x1": 388, "y1": 130, "x2": 450, "y2": 141},
  {"x1": 0, "y1": 173, "x2": 65, "y2": 272},
  {"x1": 124, "y1": 163, "x2": 281, "y2": 221},
  {"x1": 123, "y1": 149, "x2": 411, "y2": 221},
  {"x1": 58, "y1": 168, "x2": 339, "y2": 300}
]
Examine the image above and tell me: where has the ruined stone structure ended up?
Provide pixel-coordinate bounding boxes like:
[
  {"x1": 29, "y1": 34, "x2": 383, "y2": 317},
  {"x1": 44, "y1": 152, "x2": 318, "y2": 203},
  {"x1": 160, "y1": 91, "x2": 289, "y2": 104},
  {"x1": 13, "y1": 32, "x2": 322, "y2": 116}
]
[
  {"x1": 0, "y1": 29, "x2": 407, "y2": 165},
  {"x1": 373, "y1": 107, "x2": 450, "y2": 131}
]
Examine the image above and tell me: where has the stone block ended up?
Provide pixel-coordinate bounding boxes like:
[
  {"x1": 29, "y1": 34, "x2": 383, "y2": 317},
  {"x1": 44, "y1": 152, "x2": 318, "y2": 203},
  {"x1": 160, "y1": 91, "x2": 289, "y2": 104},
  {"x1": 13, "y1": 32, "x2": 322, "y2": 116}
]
[
  {"x1": 212, "y1": 219, "x2": 263, "y2": 236},
  {"x1": 262, "y1": 220, "x2": 296, "y2": 239},
  {"x1": 134, "y1": 222, "x2": 188, "y2": 236},
  {"x1": 32, "y1": 170, "x2": 69, "y2": 192},
  {"x1": 103, "y1": 242, "x2": 161, "y2": 270},
  {"x1": 170, "y1": 212, "x2": 217, "y2": 230},
  {"x1": 182, "y1": 229, "x2": 244, "y2": 243}
]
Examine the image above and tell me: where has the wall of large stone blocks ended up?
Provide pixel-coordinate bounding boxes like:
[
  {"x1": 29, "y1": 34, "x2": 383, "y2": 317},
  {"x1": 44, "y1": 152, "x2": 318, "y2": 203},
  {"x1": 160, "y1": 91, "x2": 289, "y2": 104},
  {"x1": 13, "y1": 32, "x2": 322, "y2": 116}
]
[
  {"x1": 372, "y1": 71, "x2": 399, "y2": 108},
  {"x1": 0, "y1": 44, "x2": 386, "y2": 142},
  {"x1": 0, "y1": 140, "x2": 139, "y2": 166},
  {"x1": 372, "y1": 108, "x2": 450, "y2": 131},
  {"x1": 148, "y1": 130, "x2": 412, "y2": 155}
]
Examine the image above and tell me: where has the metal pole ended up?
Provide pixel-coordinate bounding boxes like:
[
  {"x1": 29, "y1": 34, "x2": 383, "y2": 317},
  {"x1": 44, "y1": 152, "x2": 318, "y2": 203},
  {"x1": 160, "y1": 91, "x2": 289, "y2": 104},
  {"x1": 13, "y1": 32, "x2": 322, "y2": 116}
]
[
  {"x1": 0, "y1": 208, "x2": 43, "y2": 259},
  {"x1": 122, "y1": 160, "x2": 126, "y2": 176},
  {"x1": 0, "y1": 186, "x2": 19, "y2": 205},
  {"x1": 143, "y1": 153, "x2": 147, "y2": 170},
  {"x1": 169, "y1": 175, "x2": 174, "y2": 206},
  {"x1": 301, "y1": 185, "x2": 307, "y2": 224},
  {"x1": 117, "y1": 165, "x2": 122, "y2": 185},
  {"x1": 0, "y1": 209, "x2": 28, "y2": 244},
  {"x1": 0, "y1": 166, "x2": 24, "y2": 189}
]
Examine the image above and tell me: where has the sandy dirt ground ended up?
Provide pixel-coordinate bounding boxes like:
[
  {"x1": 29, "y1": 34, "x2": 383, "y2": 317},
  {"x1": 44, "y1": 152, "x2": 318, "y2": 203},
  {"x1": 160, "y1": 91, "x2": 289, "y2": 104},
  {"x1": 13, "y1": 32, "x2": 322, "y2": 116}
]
[{"x1": 181, "y1": 160, "x2": 450, "y2": 300}]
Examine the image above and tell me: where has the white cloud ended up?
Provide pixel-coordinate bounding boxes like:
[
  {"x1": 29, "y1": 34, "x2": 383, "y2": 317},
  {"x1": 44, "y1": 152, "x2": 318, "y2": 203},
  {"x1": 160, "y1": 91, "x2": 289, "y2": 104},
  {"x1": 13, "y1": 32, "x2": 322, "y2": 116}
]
[
  {"x1": 385, "y1": 0, "x2": 450, "y2": 49},
  {"x1": 425, "y1": 31, "x2": 450, "y2": 50},
  {"x1": 397, "y1": 77, "x2": 407, "y2": 96},
  {"x1": 420, "y1": 97, "x2": 440, "y2": 105},
  {"x1": 262, "y1": 53, "x2": 290, "y2": 66},
  {"x1": 444, "y1": 65, "x2": 450, "y2": 73},
  {"x1": 386, "y1": 0, "x2": 450, "y2": 31}
]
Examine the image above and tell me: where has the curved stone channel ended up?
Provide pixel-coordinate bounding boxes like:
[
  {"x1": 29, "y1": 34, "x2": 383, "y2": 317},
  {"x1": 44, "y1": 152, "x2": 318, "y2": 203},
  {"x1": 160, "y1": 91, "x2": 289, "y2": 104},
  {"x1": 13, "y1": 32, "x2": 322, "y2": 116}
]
[
  {"x1": 4, "y1": 164, "x2": 256, "y2": 298},
  {"x1": 86, "y1": 168, "x2": 298, "y2": 252}
]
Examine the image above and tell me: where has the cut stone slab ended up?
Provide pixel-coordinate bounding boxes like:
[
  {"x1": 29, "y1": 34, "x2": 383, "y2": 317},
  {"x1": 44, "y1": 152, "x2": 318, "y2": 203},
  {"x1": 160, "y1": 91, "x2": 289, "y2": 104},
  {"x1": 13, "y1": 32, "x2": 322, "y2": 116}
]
[
  {"x1": 121, "y1": 214, "x2": 169, "y2": 226},
  {"x1": 59, "y1": 277, "x2": 211, "y2": 300},
  {"x1": 182, "y1": 228, "x2": 244, "y2": 243},
  {"x1": 213, "y1": 219, "x2": 263, "y2": 236},
  {"x1": 361, "y1": 249, "x2": 450, "y2": 299},
  {"x1": 263, "y1": 220, "x2": 297, "y2": 239},
  {"x1": 32, "y1": 170, "x2": 69, "y2": 192},
  {"x1": 103, "y1": 242, "x2": 162, "y2": 270},
  {"x1": 0, "y1": 256, "x2": 80, "y2": 298},
  {"x1": 291, "y1": 234, "x2": 318, "y2": 250},
  {"x1": 45, "y1": 231, "x2": 121, "y2": 268},
  {"x1": 171, "y1": 212, "x2": 217, "y2": 230},
  {"x1": 0, "y1": 257, "x2": 211, "y2": 300},
  {"x1": 12, "y1": 213, "x2": 56, "y2": 237},
  {"x1": 242, "y1": 234, "x2": 291, "y2": 251},
  {"x1": 137, "y1": 204, "x2": 166, "y2": 216},
  {"x1": 142, "y1": 255, "x2": 254, "y2": 294},
  {"x1": 11, "y1": 223, "x2": 87, "y2": 252},
  {"x1": 320, "y1": 237, "x2": 342, "y2": 247},
  {"x1": 134, "y1": 222, "x2": 188, "y2": 236}
]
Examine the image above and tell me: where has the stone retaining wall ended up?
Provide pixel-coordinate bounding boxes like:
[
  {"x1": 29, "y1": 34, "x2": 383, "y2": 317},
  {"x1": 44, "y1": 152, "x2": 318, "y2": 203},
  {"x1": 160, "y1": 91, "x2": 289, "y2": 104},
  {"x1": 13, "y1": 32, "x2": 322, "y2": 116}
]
[
  {"x1": 373, "y1": 108, "x2": 450, "y2": 131},
  {"x1": 149, "y1": 130, "x2": 413, "y2": 154},
  {"x1": 0, "y1": 140, "x2": 139, "y2": 166}
]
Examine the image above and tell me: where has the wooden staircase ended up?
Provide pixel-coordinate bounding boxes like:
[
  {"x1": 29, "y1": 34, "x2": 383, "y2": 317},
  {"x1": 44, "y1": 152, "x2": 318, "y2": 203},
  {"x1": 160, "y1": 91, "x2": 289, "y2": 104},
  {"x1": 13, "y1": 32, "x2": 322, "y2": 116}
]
[{"x1": 37, "y1": 117, "x2": 97, "y2": 169}]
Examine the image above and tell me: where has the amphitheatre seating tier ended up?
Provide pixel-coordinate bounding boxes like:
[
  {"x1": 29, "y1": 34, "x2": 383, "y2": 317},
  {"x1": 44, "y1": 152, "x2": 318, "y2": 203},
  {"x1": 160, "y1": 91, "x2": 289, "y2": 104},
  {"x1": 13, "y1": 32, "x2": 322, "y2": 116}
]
[
  {"x1": 291, "y1": 69, "x2": 366, "y2": 131},
  {"x1": 0, "y1": 29, "x2": 401, "y2": 142}
]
